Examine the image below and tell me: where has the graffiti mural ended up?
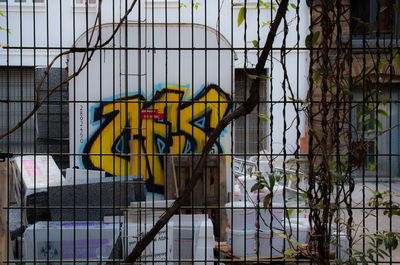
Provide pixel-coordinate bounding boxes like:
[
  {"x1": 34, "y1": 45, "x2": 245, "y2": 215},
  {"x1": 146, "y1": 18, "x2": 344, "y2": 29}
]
[{"x1": 82, "y1": 84, "x2": 232, "y2": 193}]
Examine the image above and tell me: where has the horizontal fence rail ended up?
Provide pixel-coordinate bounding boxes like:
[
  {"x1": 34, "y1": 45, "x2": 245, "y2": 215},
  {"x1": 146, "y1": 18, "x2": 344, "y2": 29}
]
[{"x1": 0, "y1": 0, "x2": 399, "y2": 264}]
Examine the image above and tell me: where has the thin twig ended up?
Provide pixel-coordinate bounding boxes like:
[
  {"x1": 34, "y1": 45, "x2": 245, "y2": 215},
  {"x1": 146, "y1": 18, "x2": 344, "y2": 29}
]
[{"x1": 0, "y1": 0, "x2": 138, "y2": 140}]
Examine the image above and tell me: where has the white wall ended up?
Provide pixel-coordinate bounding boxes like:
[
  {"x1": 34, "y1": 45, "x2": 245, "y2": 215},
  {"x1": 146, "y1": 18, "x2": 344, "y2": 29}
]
[{"x1": 0, "y1": 0, "x2": 310, "y2": 159}]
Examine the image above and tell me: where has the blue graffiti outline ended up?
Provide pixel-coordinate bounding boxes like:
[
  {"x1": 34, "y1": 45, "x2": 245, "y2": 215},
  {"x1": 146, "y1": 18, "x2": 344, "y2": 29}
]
[{"x1": 79, "y1": 83, "x2": 229, "y2": 168}]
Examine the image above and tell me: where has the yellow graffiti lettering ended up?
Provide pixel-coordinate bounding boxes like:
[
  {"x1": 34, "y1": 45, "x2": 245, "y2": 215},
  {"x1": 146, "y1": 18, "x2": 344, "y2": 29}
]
[{"x1": 82, "y1": 84, "x2": 232, "y2": 193}]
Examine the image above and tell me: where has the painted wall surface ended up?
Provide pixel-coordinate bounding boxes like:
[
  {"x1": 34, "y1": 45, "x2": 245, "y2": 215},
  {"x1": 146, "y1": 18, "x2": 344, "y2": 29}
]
[
  {"x1": 0, "y1": 0, "x2": 311, "y2": 191},
  {"x1": 70, "y1": 24, "x2": 233, "y2": 193}
]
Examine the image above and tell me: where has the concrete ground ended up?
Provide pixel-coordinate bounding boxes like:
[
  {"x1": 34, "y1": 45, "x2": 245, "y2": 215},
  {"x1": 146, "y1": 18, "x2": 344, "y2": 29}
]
[{"x1": 348, "y1": 180, "x2": 400, "y2": 263}]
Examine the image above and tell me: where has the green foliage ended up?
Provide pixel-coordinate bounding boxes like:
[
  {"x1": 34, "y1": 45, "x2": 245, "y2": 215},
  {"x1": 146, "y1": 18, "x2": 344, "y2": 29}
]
[
  {"x1": 352, "y1": 17, "x2": 373, "y2": 36},
  {"x1": 238, "y1": 7, "x2": 246, "y2": 27},
  {"x1": 259, "y1": 113, "x2": 270, "y2": 122},
  {"x1": 0, "y1": 9, "x2": 10, "y2": 35},
  {"x1": 179, "y1": 1, "x2": 200, "y2": 10},
  {"x1": 261, "y1": 21, "x2": 271, "y2": 28},
  {"x1": 193, "y1": 1, "x2": 200, "y2": 10},
  {"x1": 305, "y1": 31, "x2": 320, "y2": 48},
  {"x1": 283, "y1": 248, "x2": 298, "y2": 260},
  {"x1": 353, "y1": 231, "x2": 400, "y2": 264},
  {"x1": 250, "y1": 172, "x2": 280, "y2": 208},
  {"x1": 368, "y1": 189, "x2": 400, "y2": 217}
]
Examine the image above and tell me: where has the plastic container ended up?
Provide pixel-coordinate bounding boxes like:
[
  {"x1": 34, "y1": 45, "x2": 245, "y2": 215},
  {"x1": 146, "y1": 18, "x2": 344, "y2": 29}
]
[
  {"x1": 256, "y1": 230, "x2": 284, "y2": 257},
  {"x1": 237, "y1": 175, "x2": 258, "y2": 196},
  {"x1": 23, "y1": 221, "x2": 119, "y2": 264},
  {"x1": 258, "y1": 202, "x2": 285, "y2": 230},
  {"x1": 167, "y1": 214, "x2": 214, "y2": 265},
  {"x1": 123, "y1": 218, "x2": 168, "y2": 263},
  {"x1": 225, "y1": 201, "x2": 256, "y2": 230},
  {"x1": 128, "y1": 200, "x2": 174, "y2": 223},
  {"x1": 226, "y1": 228, "x2": 255, "y2": 257},
  {"x1": 238, "y1": 175, "x2": 284, "y2": 203},
  {"x1": 284, "y1": 218, "x2": 310, "y2": 248},
  {"x1": 233, "y1": 184, "x2": 244, "y2": 201},
  {"x1": 330, "y1": 232, "x2": 349, "y2": 261}
]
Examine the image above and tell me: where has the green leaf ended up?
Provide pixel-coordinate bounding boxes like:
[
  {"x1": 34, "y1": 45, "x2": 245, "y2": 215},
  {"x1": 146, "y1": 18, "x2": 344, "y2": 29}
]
[
  {"x1": 251, "y1": 40, "x2": 259, "y2": 48},
  {"x1": 313, "y1": 201, "x2": 325, "y2": 209},
  {"x1": 287, "y1": 209, "x2": 294, "y2": 217},
  {"x1": 283, "y1": 248, "x2": 298, "y2": 260},
  {"x1": 376, "y1": 119, "x2": 383, "y2": 130},
  {"x1": 396, "y1": 55, "x2": 400, "y2": 70},
  {"x1": 194, "y1": 2, "x2": 200, "y2": 10},
  {"x1": 305, "y1": 34, "x2": 312, "y2": 48},
  {"x1": 180, "y1": 3, "x2": 187, "y2": 8},
  {"x1": 314, "y1": 68, "x2": 323, "y2": 84},
  {"x1": 251, "y1": 182, "x2": 262, "y2": 192},
  {"x1": 259, "y1": 113, "x2": 270, "y2": 122},
  {"x1": 329, "y1": 160, "x2": 336, "y2": 169},
  {"x1": 369, "y1": 163, "x2": 377, "y2": 171},
  {"x1": 350, "y1": 257, "x2": 358, "y2": 265},
  {"x1": 268, "y1": 174, "x2": 276, "y2": 190},
  {"x1": 360, "y1": 256, "x2": 369, "y2": 265},
  {"x1": 263, "y1": 193, "x2": 272, "y2": 209},
  {"x1": 289, "y1": 238, "x2": 302, "y2": 247},
  {"x1": 238, "y1": 7, "x2": 246, "y2": 27},
  {"x1": 261, "y1": 21, "x2": 271, "y2": 28},
  {"x1": 378, "y1": 60, "x2": 387, "y2": 71},
  {"x1": 305, "y1": 31, "x2": 321, "y2": 49},
  {"x1": 290, "y1": 3, "x2": 297, "y2": 9},
  {"x1": 258, "y1": 0, "x2": 270, "y2": 8},
  {"x1": 275, "y1": 231, "x2": 288, "y2": 239},
  {"x1": 378, "y1": 109, "x2": 389, "y2": 118},
  {"x1": 0, "y1": 10, "x2": 4, "y2": 17}
]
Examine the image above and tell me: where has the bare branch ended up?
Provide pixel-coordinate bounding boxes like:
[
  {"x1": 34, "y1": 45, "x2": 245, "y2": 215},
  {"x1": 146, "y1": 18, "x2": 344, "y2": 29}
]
[
  {"x1": 0, "y1": 0, "x2": 138, "y2": 140},
  {"x1": 123, "y1": 0, "x2": 289, "y2": 262}
]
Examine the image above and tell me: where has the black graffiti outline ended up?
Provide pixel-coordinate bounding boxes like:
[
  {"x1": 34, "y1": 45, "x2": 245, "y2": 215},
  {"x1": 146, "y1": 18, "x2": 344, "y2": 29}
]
[{"x1": 82, "y1": 84, "x2": 232, "y2": 193}]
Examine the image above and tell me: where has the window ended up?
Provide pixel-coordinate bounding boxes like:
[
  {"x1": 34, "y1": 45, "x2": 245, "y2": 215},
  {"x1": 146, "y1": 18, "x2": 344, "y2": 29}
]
[
  {"x1": 75, "y1": 0, "x2": 96, "y2": 5},
  {"x1": 0, "y1": 68, "x2": 36, "y2": 154},
  {"x1": 351, "y1": 0, "x2": 400, "y2": 38},
  {"x1": 234, "y1": 69, "x2": 268, "y2": 156},
  {"x1": 0, "y1": 0, "x2": 44, "y2": 4},
  {"x1": 352, "y1": 85, "x2": 400, "y2": 178}
]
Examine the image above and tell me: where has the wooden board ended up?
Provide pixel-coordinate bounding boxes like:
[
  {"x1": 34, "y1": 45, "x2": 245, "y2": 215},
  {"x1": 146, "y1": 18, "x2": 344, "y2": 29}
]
[
  {"x1": 214, "y1": 242, "x2": 286, "y2": 264},
  {"x1": 163, "y1": 155, "x2": 228, "y2": 241}
]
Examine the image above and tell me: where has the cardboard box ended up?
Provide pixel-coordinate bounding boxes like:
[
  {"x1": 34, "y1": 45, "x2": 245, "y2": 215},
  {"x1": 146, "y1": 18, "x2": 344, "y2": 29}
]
[
  {"x1": 12, "y1": 155, "x2": 64, "y2": 200},
  {"x1": 23, "y1": 221, "x2": 120, "y2": 264},
  {"x1": 11, "y1": 156, "x2": 65, "y2": 224}
]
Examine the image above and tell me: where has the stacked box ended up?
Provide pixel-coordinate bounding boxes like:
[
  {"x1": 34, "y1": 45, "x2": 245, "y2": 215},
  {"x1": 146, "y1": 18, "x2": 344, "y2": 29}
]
[
  {"x1": 12, "y1": 157, "x2": 146, "y2": 223},
  {"x1": 23, "y1": 221, "x2": 120, "y2": 264}
]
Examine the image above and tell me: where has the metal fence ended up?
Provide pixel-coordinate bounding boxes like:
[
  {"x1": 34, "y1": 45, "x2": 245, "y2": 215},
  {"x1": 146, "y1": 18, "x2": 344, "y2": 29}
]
[{"x1": 0, "y1": 0, "x2": 399, "y2": 264}]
